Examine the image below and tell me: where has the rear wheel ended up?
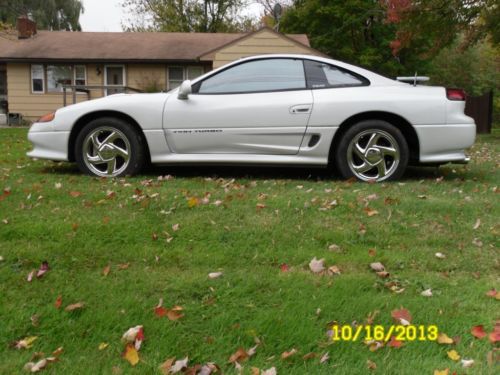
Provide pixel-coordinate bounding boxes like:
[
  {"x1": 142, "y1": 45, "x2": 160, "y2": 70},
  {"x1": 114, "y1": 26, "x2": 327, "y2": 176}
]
[
  {"x1": 75, "y1": 117, "x2": 146, "y2": 177},
  {"x1": 334, "y1": 120, "x2": 409, "y2": 182}
]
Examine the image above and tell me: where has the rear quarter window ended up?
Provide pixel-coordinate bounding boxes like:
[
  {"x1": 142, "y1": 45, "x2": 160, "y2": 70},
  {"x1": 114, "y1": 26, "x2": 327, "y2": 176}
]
[{"x1": 304, "y1": 60, "x2": 369, "y2": 89}]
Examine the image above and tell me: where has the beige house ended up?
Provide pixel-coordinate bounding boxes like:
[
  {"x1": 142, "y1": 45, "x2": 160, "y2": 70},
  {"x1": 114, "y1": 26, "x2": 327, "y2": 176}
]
[{"x1": 0, "y1": 20, "x2": 323, "y2": 122}]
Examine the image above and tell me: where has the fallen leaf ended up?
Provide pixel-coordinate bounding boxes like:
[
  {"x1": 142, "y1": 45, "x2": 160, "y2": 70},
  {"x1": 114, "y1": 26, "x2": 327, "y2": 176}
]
[
  {"x1": 171, "y1": 357, "x2": 189, "y2": 373},
  {"x1": 486, "y1": 289, "x2": 498, "y2": 298},
  {"x1": 437, "y1": 333, "x2": 454, "y2": 344},
  {"x1": 327, "y1": 265, "x2": 341, "y2": 275},
  {"x1": 159, "y1": 357, "x2": 176, "y2": 374},
  {"x1": 118, "y1": 263, "x2": 130, "y2": 270},
  {"x1": 36, "y1": 261, "x2": 49, "y2": 278},
  {"x1": 69, "y1": 191, "x2": 82, "y2": 198},
  {"x1": 281, "y1": 348, "x2": 297, "y2": 359},
  {"x1": 421, "y1": 288, "x2": 433, "y2": 297},
  {"x1": 187, "y1": 197, "x2": 199, "y2": 208},
  {"x1": 473, "y1": 218, "x2": 481, "y2": 229},
  {"x1": 12, "y1": 336, "x2": 37, "y2": 350},
  {"x1": 319, "y1": 352, "x2": 329, "y2": 364},
  {"x1": 367, "y1": 359, "x2": 377, "y2": 370},
  {"x1": 328, "y1": 244, "x2": 341, "y2": 252},
  {"x1": 65, "y1": 302, "x2": 85, "y2": 312},
  {"x1": 102, "y1": 265, "x2": 111, "y2": 276},
  {"x1": 208, "y1": 272, "x2": 223, "y2": 279},
  {"x1": 262, "y1": 367, "x2": 277, "y2": 375},
  {"x1": 447, "y1": 349, "x2": 460, "y2": 361},
  {"x1": 461, "y1": 358, "x2": 474, "y2": 368},
  {"x1": 279, "y1": 263, "x2": 290, "y2": 272},
  {"x1": 25, "y1": 358, "x2": 47, "y2": 373},
  {"x1": 388, "y1": 336, "x2": 403, "y2": 348},
  {"x1": 370, "y1": 262, "x2": 385, "y2": 272},
  {"x1": 376, "y1": 271, "x2": 390, "y2": 278},
  {"x1": 364, "y1": 207, "x2": 379, "y2": 217},
  {"x1": 433, "y1": 370, "x2": 449, "y2": 375},
  {"x1": 302, "y1": 352, "x2": 316, "y2": 360},
  {"x1": 98, "y1": 342, "x2": 109, "y2": 350},
  {"x1": 391, "y1": 307, "x2": 412, "y2": 325},
  {"x1": 27, "y1": 270, "x2": 35, "y2": 282},
  {"x1": 471, "y1": 325, "x2": 487, "y2": 339},
  {"x1": 368, "y1": 248, "x2": 376, "y2": 257},
  {"x1": 435, "y1": 252, "x2": 446, "y2": 259},
  {"x1": 54, "y1": 295, "x2": 62, "y2": 309},
  {"x1": 309, "y1": 257, "x2": 325, "y2": 273},
  {"x1": 472, "y1": 238, "x2": 483, "y2": 247},
  {"x1": 229, "y1": 348, "x2": 249, "y2": 363},
  {"x1": 123, "y1": 344, "x2": 139, "y2": 366},
  {"x1": 172, "y1": 223, "x2": 180, "y2": 231},
  {"x1": 122, "y1": 325, "x2": 143, "y2": 344},
  {"x1": 489, "y1": 322, "x2": 500, "y2": 343},
  {"x1": 166, "y1": 306, "x2": 184, "y2": 321}
]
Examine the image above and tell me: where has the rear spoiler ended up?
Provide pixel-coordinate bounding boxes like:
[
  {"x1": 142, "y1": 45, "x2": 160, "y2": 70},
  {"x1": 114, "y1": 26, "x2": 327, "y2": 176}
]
[{"x1": 396, "y1": 75, "x2": 430, "y2": 86}]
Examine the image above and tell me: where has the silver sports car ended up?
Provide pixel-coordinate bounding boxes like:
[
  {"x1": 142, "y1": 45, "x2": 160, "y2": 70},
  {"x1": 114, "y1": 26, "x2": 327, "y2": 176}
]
[{"x1": 28, "y1": 54, "x2": 476, "y2": 181}]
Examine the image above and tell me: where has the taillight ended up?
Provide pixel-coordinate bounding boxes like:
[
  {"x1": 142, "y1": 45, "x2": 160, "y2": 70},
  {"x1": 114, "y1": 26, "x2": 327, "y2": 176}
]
[{"x1": 446, "y1": 88, "x2": 466, "y2": 101}]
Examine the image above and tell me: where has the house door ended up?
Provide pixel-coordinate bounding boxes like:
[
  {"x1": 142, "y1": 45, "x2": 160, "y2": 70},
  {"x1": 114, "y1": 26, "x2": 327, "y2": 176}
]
[{"x1": 105, "y1": 65, "x2": 125, "y2": 95}]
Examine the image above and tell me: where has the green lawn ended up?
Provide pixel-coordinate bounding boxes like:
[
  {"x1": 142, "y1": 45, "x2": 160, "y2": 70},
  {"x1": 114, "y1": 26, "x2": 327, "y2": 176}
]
[{"x1": 0, "y1": 128, "x2": 498, "y2": 374}]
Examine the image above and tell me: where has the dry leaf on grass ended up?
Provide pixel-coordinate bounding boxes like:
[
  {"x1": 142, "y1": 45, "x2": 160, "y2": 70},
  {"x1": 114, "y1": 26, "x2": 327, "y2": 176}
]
[
  {"x1": 281, "y1": 348, "x2": 297, "y2": 359},
  {"x1": 421, "y1": 288, "x2": 433, "y2": 297},
  {"x1": 369, "y1": 262, "x2": 385, "y2": 272},
  {"x1": 391, "y1": 307, "x2": 412, "y2": 325},
  {"x1": 208, "y1": 272, "x2": 223, "y2": 279},
  {"x1": 437, "y1": 333, "x2": 454, "y2": 344},
  {"x1": 54, "y1": 295, "x2": 62, "y2": 309},
  {"x1": 461, "y1": 358, "x2": 474, "y2": 368},
  {"x1": 65, "y1": 302, "x2": 85, "y2": 312},
  {"x1": 12, "y1": 336, "x2": 37, "y2": 350},
  {"x1": 102, "y1": 265, "x2": 111, "y2": 276},
  {"x1": 170, "y1": 357, "x2": 189, "y2": 373},
  {"x1": 309, "y1": 257, "x2": 325, "y2": 273},
  {"x1": 471, "y1": 325, "x2": 486, "y2": 339},
  {"x1": 447, "y1": 350, "x2": 460, "y2": 361},
  {"x1": 123, "y1": 344, "x2": 139, "y2": 366}
]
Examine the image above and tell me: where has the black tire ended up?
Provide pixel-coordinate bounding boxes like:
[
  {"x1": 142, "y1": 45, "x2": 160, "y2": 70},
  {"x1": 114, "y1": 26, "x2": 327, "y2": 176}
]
[
  {"x1": 334, "y1": 120, "x2": 409, "y2": 182},
  {"x1": 75, "y1": 117, "x2": 146, "y2": 177}
]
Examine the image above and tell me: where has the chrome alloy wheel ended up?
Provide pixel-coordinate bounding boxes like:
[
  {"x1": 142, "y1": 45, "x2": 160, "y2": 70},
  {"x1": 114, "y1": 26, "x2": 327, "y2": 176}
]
[
  {"x1": 346, "y1": 129, "x2": 400, "y2": 181},
  {"x1": 82, "y1": 127, "x2": 131, "y2": 177}
]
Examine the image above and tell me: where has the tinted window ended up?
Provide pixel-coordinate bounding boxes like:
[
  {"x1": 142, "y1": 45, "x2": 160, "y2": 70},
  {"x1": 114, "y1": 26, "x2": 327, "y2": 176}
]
[
  {"x1": 304, "y1": 60, "x2": 368, "y2": 88},
  {"x1": 198, "y1": 59, "x2": 306, "y2": 94}
]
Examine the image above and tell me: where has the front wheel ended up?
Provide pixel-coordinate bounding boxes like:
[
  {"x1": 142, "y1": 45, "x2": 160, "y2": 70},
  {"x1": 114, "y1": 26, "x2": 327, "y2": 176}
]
[
  {"x1": 334, "y1": 120, "x2": 409, "y2": 182},
  {"x1": 75, "y1": 117, "x2": 146, "y2": 177}
]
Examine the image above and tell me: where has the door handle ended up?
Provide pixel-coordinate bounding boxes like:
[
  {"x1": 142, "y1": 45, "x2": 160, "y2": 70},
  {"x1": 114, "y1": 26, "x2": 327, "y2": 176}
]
[{"x1": 290, "y1": 104, "x2": 312, "y2": 114}]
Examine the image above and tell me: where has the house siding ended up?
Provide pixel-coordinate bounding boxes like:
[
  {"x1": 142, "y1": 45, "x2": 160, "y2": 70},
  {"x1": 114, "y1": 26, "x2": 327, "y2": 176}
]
[
  {"x1": 212, "y1": 29, "x2": 318, "y2": 69},
  {"x1": 127, "y1": 64, "x2": 166, "y2": 92},
  {"x1": 7, "y1": 63, "x2": 103, "y2": 121}
]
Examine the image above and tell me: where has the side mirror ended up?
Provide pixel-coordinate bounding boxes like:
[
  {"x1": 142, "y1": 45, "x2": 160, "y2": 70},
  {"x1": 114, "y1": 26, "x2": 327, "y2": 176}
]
[{"x1": 177, "y1": 80, "x2": 192, "y2": 100}]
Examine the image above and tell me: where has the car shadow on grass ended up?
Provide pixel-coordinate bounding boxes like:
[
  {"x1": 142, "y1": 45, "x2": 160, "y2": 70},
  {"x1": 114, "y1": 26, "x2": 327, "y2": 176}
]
[{"x1": 38, "y1": 161, "x2": 474, "y2": 182}]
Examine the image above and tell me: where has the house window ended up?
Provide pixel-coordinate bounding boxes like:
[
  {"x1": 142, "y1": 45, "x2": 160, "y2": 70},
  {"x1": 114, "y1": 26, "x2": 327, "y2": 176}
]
[
  {"x1": 31, "y1": 64, "x2": 44, "y2": 93},
  {"x1": 168, "y1": 67, "x2": 184, "y2": 90},
  {"x1": 168, "y1": 66, "x2": 204, "y2": 90},
  {"x1": 47, "y1": 65, "x2": 87, "y2": 92},
  {"x1": 47, "y1": 65, "x2": 73, "y2": 92},
  {"x1": 75, "y1": 65, "x2": 86, "y2": 86},
  {"x1": 31, "y1": 64, "x2": 87, "y2": 93}
]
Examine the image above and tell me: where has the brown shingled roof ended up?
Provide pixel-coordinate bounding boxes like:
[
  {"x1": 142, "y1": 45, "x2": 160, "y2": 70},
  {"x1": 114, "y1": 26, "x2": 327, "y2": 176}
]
[{"x1": 0, "y1": 28, "x2": 310, "y2": 63}]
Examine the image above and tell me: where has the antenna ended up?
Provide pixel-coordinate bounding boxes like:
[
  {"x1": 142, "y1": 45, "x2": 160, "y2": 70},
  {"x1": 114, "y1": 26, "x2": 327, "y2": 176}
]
[{"x1": 273, "y1": 3, "x2": 282, "y2": 32}]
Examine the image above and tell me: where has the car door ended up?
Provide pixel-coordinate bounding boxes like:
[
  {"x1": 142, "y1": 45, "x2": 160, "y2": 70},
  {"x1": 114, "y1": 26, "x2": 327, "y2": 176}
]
[{"x1": 163, "y1": 58, "x2": 313, "y2": 155}]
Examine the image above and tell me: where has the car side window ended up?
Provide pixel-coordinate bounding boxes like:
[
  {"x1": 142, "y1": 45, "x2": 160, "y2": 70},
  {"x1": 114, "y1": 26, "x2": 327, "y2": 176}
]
[
  {"x1": 196, "y1": 59, "x2": 306, "y2": 94},
  {"x1": 304, "y1": 60, "x2": 368, "y2": 89}
]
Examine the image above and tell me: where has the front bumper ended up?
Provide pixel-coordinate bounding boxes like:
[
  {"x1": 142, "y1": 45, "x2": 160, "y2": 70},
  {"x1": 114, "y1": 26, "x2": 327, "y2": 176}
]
[{"x1": 27, "y1": 122, "x2": 70, "y2": 161}]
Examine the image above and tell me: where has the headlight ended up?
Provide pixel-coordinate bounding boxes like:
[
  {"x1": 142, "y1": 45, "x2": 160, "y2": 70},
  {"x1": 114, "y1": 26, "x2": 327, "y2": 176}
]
[{"x1": 37, "y1": 112, "x2": 56, "y2": 123}]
